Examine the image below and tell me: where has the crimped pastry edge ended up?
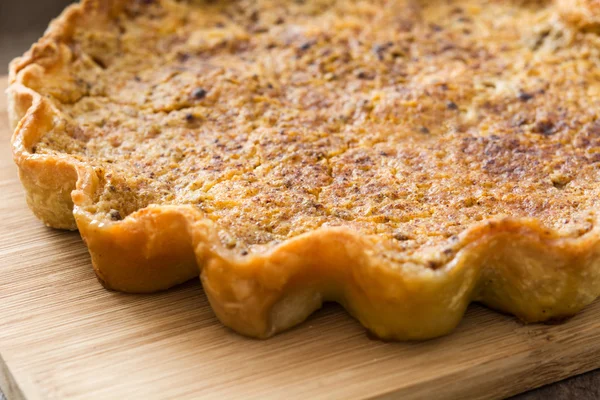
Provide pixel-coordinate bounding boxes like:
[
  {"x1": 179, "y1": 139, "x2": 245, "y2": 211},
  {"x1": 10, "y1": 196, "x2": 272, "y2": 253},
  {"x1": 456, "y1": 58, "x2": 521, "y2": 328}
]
[{"x1": 7, "y1": 0, "x2": 600, "y2": 340}]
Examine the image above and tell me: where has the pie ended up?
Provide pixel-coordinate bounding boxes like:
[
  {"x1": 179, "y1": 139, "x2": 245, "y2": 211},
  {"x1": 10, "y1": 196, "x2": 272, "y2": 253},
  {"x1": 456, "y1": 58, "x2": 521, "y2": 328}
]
[{"x1": 8, "y1": 0, "x2": 600, "y2": 340}]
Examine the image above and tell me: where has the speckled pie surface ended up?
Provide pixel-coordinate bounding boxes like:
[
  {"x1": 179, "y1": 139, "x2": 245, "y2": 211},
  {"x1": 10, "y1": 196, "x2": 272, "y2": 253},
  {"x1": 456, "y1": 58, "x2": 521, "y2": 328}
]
[
  {"x1": 8, "y1": 0, "x2": 600, "y2": 340},
  {"x1": 19, "y1": 0, "x2": 600, "y2": 255}
]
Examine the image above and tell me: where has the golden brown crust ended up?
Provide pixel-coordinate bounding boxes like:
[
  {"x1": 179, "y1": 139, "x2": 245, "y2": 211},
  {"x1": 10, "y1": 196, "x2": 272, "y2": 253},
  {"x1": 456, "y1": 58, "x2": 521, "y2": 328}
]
[{"x1": 8, "y1": 0, "x2": 600, "y2": 340}]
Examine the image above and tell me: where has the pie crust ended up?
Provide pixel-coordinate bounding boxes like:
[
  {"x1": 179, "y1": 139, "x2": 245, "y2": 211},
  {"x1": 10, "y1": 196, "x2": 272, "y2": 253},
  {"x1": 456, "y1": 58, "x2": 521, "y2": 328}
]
[{"x1": 8, "y1": 0, "x2": 600, "y2": 340}]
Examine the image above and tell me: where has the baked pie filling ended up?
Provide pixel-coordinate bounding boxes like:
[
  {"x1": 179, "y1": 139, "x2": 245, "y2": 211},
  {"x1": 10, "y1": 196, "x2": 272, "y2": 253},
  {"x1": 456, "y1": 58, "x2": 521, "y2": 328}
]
[{"x1": 8, "y1": 0, "x2": 600, "y2": 339}]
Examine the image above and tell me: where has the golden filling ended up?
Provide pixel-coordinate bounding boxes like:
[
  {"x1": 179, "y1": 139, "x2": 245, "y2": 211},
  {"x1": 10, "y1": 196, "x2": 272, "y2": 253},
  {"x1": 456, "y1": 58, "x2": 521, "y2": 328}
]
[{"x1": 34, "y1": 0, "x2": 600, "y2": 256}]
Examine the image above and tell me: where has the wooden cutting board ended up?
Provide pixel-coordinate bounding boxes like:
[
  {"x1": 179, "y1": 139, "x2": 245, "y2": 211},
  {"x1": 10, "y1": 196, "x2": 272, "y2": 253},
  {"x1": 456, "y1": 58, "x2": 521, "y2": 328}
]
[{"x1": 2, "y1": 75, "x2": 600, "y2": 400}]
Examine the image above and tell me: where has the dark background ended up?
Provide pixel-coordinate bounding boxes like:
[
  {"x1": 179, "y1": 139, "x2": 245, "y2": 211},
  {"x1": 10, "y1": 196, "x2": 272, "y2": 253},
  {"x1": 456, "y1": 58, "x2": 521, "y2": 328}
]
[
  {"x1": 1, "y1": 1, "x2": 600, "y2": 399},
  {"x1": 0, "y1": 0, "x2": 75, "y2": 73}
]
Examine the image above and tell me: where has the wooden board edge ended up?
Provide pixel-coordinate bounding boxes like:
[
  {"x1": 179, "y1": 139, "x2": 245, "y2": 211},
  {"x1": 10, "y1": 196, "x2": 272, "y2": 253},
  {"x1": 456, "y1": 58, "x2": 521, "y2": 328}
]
[{"x1": 0, "y1": 354, "x2": 28, "y2": 400}]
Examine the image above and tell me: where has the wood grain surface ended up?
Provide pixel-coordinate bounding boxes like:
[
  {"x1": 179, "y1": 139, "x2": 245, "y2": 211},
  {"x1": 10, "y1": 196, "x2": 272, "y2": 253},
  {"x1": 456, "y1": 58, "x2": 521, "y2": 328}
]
[{"x1": 2, "y1": 76, "x2": 600, "y2": 400}]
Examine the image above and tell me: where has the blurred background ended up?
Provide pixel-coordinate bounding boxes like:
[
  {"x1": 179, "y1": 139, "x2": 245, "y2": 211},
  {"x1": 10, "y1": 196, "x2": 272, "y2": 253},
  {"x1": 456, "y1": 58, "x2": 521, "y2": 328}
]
[{"x1": 0, "y1": 0, "x2": 75, "y2": 73}]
